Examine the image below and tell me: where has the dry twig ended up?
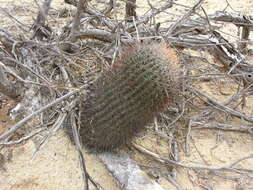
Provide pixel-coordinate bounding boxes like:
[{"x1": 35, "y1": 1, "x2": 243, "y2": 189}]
[
  {"x1": 133, "y1": 143, "x2": 253, "y2": 173},
  {"x1": 32, "y1": 0, "x2": 53, "y2": 39},
  {"x1": 0, "y1": 87, "x2": 85, "y2": 142}
]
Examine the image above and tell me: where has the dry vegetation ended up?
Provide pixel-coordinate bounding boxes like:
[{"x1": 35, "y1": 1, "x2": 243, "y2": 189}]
[{"x1": 0, "y1": 0, "x2": 253, "y2": 190}]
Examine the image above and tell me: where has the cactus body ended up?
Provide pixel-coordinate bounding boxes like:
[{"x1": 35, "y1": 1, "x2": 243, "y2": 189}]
[{"x1": 80, "y1": 43, "x2": 180, "y2": 151}]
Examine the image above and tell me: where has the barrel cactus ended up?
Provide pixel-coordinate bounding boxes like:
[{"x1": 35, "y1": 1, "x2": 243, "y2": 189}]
[{"x1": 80, "y1": 43, "x2": 181, "y2": 151}]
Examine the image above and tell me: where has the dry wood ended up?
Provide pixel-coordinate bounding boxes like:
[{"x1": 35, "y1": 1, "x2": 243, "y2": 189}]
[
  {"x1": 0, "y1": 87, "x2": 85, "y2": 142},
  {"x1": 188, "y1": 86, "x2": 253, "y2": 123},
  {"x1": 0, "y1": 65, "x2": 21, "y2": 100},
  {"x1": 78, "y1": 28, "x2": 115, "y2": 42},
  {"x1": 98, "y1": 151, "x2": 165, "y2": 190},
  {"x1": 239, "y1": 26, "x2": 250, "y2": 52},
  {"x1": 133, "y1": 143, "x2": 253, "y2": 173},
  {"x1": 33, "y1": 0, "x2": 53, "y2": 39},
  {"x1": 191, "y1": 121, "x2": 253, "y2": 134},
  {"x1": 70, "y1": 0, "x2": 88, "y2": 43},
  {"x1": 166, "y1": 0, "x2": 204, "y2": 36},
  {"x1": 209, "y1": 11, "x2": 253, "y2": 51},
  {"x1": 125, "y1": 0, "x2": 137, "y2": 23},
  {"x1": 70, "y1": 111, "x2": 89, "y2": 190},
  {"x1": 209, "y1": 11, "x2": 253, "y2": 29}
]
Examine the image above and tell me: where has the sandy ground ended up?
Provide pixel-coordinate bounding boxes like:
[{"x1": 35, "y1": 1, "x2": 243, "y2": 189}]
[{"x1": 0, "y1": 0, "x2": 253, "y2": 190}]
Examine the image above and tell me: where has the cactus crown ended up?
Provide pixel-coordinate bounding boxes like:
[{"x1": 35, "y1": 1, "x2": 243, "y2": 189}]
[{"x1": 79, "y1": 43, "x2": 181, "y2": 152}]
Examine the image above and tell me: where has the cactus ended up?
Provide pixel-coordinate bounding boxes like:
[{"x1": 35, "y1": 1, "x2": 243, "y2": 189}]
[{"x1": 80, "y1": 43, "x2": 181, "y2": 151}]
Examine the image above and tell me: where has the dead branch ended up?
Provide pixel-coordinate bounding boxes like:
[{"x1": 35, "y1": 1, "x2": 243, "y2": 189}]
[
  {"x1": 0, "y1": 128, "x2": 45, "y2": 146},
  {"x1": 166, "y1": 32, "x2": 253, "y2": 85},
  {"x1": 85, "y1": 7, "x2": 116, "y2": 30},
  {"x1": 0, "y1": 60, "x2": 72, "y2": 90},
  {"x1": 0, "y1": 8, "x2": 29, "y2": 32},
  {"x1": 78, "y1": 28, "x2": 115, "y2": 42},
  {"x1": 209, "y1": 11, "x2": 253, "y2": 29},
  {"x1": 0, "y1": 65, "x2": 22, "y2": 100},
  {"x1": 34, "y1": 0, "x2": 52, "y2": 27},
  {"x1": 125, "y1": 0, "x2": 137, "y2": 23},
  {"x1": 165, "y1": 175, "x2": 184, "y2": 190},
  {"x1": 207, "y1": 31, "x2": 253, "y2": 75},
  {"x1": 166, "y1": 0, "x2": 204, "y2": 36},
  {"x1": 102, "y1": 0, "x2": 114, "y2": 16},
  {"x1": 188, "y1": 86, "x2": 253, "y2": 123},
  {"x1": 185, "y1": 120, "x2": 192, "y2": 156},
  {"x1": 70, "y1": 0, "x2": 88, "y2": 43},
  {"x1": 191, "y1": 121, "x2": 253, "y2": 134},
  {"x1": 239, "y1": 26, "x2": 250, "y2": 52},
  {"x1": 73, "y1": 27, "x2": 248, "y2": 81},
  {"x1": 133, "y1": 143, "x2": 253, "y2": 173},
  {"x1": 32, "y1": 0, "x2": 53, "y2": 39},
  {"x1": 64, "y1": 0, "x2": 78, "y2": 6},
  {"x1": 70, "y1": 110, "x2": 89, "y2": 190},
  {"x1": 0, "y1": 29, "x2": 16, "y2": 55},
  {"x1": 4, "y1": 57, "x2": 51, "y2": 84},
  {"x1": 209, "y1": 11, "x2": 253, "y2": 52},
  {"x1": 65, "y1": 0, "x2": 116, "y2": 30},
  {"x1": 0, "y1": 87, "x2": 85, "y2": 142},
  {"x1": 126, "y1": 1, "x2": 173, "y2": 31},
  {"x1": 32, "y1": 112, "x2": 68, "y2": 158}
]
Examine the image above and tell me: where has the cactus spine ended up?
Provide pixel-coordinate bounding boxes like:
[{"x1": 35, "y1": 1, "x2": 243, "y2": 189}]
[{"x1": 80, "y1": 43, "x2": 181, "y2": 151}]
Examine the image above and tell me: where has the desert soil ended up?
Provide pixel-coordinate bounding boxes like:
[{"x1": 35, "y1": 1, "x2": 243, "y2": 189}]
[{"x1": 0, "y1": 0, "x2": 253, "y2": 190}]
